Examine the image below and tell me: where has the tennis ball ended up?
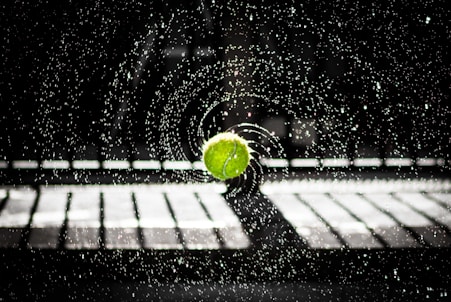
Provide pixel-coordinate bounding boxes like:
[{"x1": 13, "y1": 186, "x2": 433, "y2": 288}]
[{"x1": 202, "y1": 132, "x2": 251, "y2": 180}]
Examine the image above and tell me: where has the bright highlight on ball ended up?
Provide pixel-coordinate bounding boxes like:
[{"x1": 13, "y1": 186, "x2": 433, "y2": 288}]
[{"x1": 202, "y1": 132, "x2": 251, "y2": 180}]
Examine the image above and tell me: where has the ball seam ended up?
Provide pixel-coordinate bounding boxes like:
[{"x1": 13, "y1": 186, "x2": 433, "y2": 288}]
[{"x1": 222, "y1": 139, "x2": 237, "y2": 179}]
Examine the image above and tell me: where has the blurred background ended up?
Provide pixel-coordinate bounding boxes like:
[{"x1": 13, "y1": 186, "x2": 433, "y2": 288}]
[
  {"x1": 0, "y1": 0, "x2": 449, "y2": 173},
  {"x1": 1, "y1": 2, "x2": 450, "y2": 300}
]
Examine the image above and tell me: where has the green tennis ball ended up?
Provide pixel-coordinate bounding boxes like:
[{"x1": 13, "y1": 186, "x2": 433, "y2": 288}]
[{"x1": 202, "y1": 132, "x2": 251, "y2": 180}]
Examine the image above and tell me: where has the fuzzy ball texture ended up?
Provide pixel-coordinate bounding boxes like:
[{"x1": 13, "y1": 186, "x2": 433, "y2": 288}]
[{"x1": 202, "y1": 132, "x2": 250, "y2": 180}]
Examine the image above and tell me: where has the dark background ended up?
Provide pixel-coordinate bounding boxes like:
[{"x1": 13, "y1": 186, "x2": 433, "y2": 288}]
[{"x1": 0, "y1": 0, "x2": 449, "y2": 164}]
